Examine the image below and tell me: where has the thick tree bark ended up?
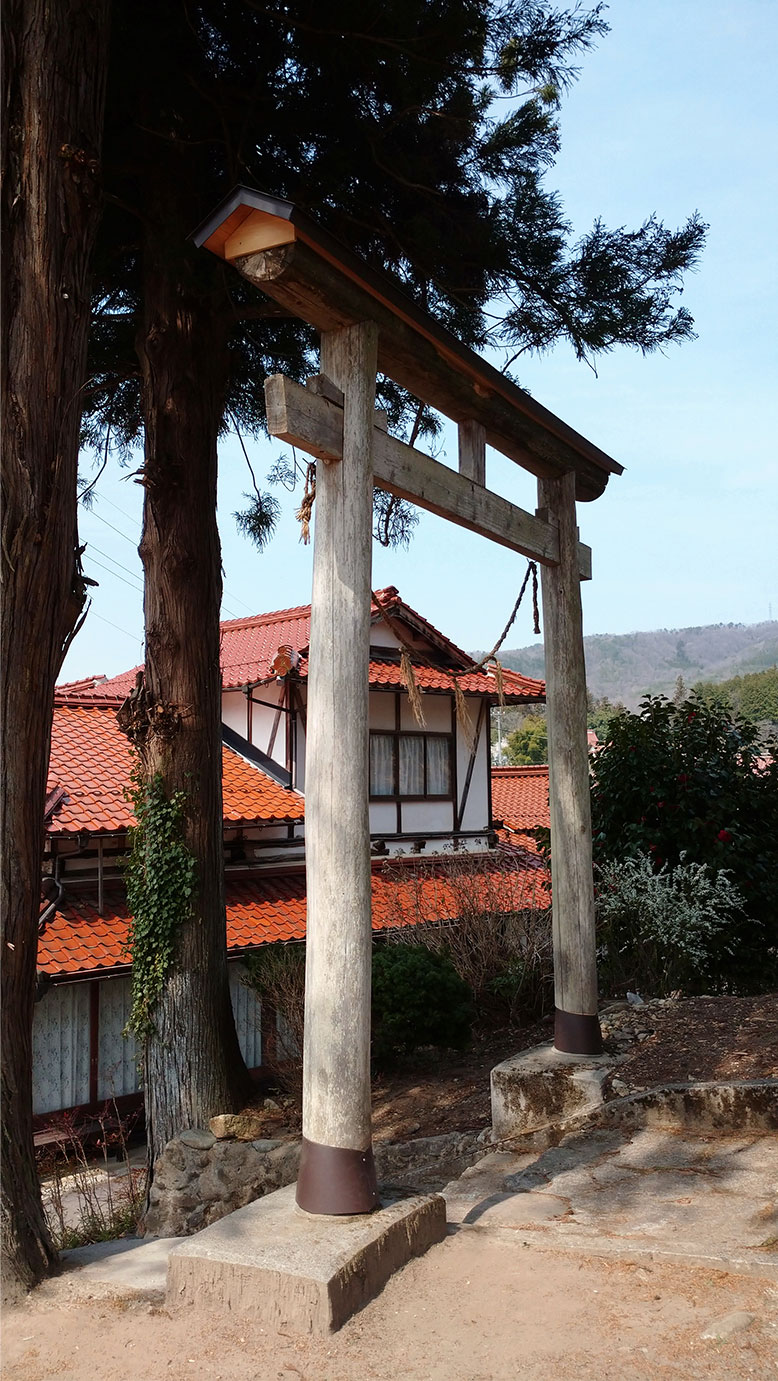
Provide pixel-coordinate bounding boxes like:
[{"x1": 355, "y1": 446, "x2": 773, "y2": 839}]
[
  {"x1": 1, "y1": 0, "x2": 109, "y2": 1298},
  {"x1": 125, "y1": 172, "x2": 251, "y2": 1169}
]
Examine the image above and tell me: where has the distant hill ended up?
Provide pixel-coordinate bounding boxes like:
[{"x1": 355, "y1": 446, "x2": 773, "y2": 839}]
[{"x1": 480, "y1": 620, "x2": 778, "y2": 709}]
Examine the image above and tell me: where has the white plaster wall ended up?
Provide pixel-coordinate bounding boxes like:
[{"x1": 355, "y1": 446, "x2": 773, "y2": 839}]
[
  {"x1": 400, "y1": 693, "x2": 452, "y2": 732},
  {"x1": 369, "y1": 691, "x2": 396, "y2": 729},
  {"x1": 369, "y1": 621, "x2": 402, "y2": 649},
  {"x1": 401, "y1": 801, "x2": 455, "y2": 834},
  {"x1": 222, "y1": 690, "x2": 248, "y2": 738},
  {"x1": 369, "y1": 801, "x2": 397, "y2": 833},
  {"x1": 455, "y1": 697, "x2": 490, "y2": 833},
  {"x1": 294, "y1": 712, "x2": 307, "y2": 792},
  {"x1": 249, "y1": 684, "x2": 286, "y2": 765}
]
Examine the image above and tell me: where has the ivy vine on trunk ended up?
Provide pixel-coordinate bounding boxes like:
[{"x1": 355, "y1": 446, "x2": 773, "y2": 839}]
[{"x1": 123, "y1": 768, "x2": 196, "y2": 1046}]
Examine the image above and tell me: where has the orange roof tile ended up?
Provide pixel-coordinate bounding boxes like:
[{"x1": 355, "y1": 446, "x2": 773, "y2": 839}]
[
  {"x1": 47, "y1": 703, "x2": 303, "y2": 835},
  {"x1": 491, "y1": 765, "x2": 549, "y2": 841},
  {"x1": 37, "y1": 857, "x2": 549, "y2": 977},
  {"x1": 62, "y1": 588, "x2": 545, "y2": 705}
]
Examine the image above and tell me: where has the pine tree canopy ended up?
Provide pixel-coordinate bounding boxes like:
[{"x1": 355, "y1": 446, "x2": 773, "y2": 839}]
[{"x1": 83, "y1": 0, "x2": 706, "y2": 468}]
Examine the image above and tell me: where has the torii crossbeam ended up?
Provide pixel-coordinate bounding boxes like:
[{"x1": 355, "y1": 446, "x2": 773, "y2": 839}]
[{"x1": 195, "y1": 188, "x2": 623, "y2": 1217}]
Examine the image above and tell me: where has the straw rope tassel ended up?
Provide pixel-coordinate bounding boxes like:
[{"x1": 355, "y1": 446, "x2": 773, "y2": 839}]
[
  {"x1": 492, "y1": 659, "x2": 505, "y2": 707},
  {"x1": 400, "y1": 648, "x2": 426, "y2": 727},
  {"x1": 453, "y1": 679, "x2": 475, "y2": 752},
  {"x1": 295, "y1": 462, "x2": 317, "y2": 545}
]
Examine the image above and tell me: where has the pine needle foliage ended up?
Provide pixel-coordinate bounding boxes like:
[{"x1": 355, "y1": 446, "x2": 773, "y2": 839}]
[
  {"x1": 83, "y1": 0, "x2": 708, "y2": 467},
  {"x1": 233, "y1": 492, "x2": 282, "y2": 551}
]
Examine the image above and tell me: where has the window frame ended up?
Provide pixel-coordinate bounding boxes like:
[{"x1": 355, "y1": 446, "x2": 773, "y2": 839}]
[{"x1": 368, "y1": 728, "x2": 455, "y2": 802}]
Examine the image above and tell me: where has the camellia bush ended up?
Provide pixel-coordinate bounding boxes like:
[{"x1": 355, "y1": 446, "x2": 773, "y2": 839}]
[{"x1": 590, "y1": 694, "x2": 778, "y2": 992}]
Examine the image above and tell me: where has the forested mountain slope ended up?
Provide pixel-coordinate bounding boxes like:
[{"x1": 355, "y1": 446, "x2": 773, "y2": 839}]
[{"x1": 485, "y1": 620, "x2": 778, "y2": 708}]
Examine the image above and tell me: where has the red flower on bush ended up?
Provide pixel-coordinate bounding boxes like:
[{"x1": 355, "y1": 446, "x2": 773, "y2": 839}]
[{"x1": 717, "y1": 828, "x2": 733, "y2": 843}]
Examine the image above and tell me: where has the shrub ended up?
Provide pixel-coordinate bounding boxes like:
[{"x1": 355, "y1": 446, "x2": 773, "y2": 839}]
[
  {"x1": 590, "y1": 693, "x2": 778, "y2": 990},
  {"x1": 596, "y1": 852, "x2": 745, "y2": 997},
  {"x1": 243, "y1": 943, "x2": 306, "y2": 1098},
  {"x1": 38, "y1": 1104, "x2": 146, "y2": 1251},
  {"x1": 382, "y1": 852, "x2": 553, "y2": 1025},
  {"x1": 371, "y1": 945, "x2": 473, "y2": 1064}
]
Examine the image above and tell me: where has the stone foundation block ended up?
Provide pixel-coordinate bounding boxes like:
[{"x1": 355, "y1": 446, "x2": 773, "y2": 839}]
[
  {"x1": 167, "y1": 1182, "x2": 446, "y2": 1333},
  {"x1": 491, "y1": 1042, "x2": 615, "y2": 1139}
]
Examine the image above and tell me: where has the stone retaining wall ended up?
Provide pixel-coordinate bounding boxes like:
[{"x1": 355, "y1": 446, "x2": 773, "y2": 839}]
[{"x1": 144, "y1": 1127, "x2": 488, "y2": 1238}]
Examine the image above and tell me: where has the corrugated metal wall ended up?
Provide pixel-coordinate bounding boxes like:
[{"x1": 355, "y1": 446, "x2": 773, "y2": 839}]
[
  {"x1": 33, "y1": 961, "x2": 265, "y2": 1118},
  {"x1": 32, "y1": 983, "x2": 91, "y2": 1115},
  {"x1": 97, "y1": 975, "x2": 139, "y2": 1100},
  {"x1": 229, "y1": 963, "x2": 263, "y2": 1069}
]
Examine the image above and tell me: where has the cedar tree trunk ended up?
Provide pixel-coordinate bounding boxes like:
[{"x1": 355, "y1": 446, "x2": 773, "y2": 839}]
[
  {"x1": 126, "y1": 172, "x2": 251, "y2": 1169},
  {"x1": 1, "y1": 0, "x2": 109, "y2": 1297}
]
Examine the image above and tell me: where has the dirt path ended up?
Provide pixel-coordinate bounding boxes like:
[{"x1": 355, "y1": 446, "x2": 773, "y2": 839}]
[
  {"x1": 3, "y1": 1238, "x2": 777, "y2": 1381},
  {"x1": 9, "y1": 995, "x2": 776, "y2": 1378},
  {"x1": 251, "y1": 996, "x2": 778, "y2": 1146}
]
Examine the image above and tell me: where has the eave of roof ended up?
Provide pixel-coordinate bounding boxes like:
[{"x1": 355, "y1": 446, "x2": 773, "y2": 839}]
[
  {"x1": 46, "y1": 701, "x2": 304, "y2": 836},
  {"x1": 38, "y1": 856, "x2": 550, "y2": 978}
]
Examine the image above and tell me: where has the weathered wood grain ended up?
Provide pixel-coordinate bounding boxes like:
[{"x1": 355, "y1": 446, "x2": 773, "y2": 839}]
[
  {"x1": 300, "y1": 323, "x2": 377, "y2": 1171},
  {"x1": 538, "y1": 473, "x2": 600, "y2": 1042},
  {"x1": 265, "y1": 373, "x2": 592, "y2": 578},
  {"x1": 237, "y1": 240, "x2": 616, "y2": 502}
]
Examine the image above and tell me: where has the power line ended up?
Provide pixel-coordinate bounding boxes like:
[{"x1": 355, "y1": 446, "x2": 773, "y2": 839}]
[
  {"x1": 90, "y1": 611, "x2": 143, "y2": 643},
  {"x1": 88, "y1": 543, "x2": 143, "y2": 587},
  {"x1": 84, "y1": 507, "x2": 138, "y2": 548},
  {"x1": 84, "y1": 489, "x2": 259, "y2": 617},
  {"x1": 85, "y1": 556, "x2": 143, "y2": 594}
]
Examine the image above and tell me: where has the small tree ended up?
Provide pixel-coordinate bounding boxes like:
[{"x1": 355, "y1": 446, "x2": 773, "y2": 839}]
[
  {"x1": 586, "y1": 692, "x2": 625, "y2": 739},
  {"x1": 506, "y1": 714, "x2": 548, "y2": 764},
  {"x1": 590, "y1": 694, "x2": 778, "y2": 991}
]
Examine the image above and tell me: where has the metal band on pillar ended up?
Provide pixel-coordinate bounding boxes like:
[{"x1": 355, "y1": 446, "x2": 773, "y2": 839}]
[
  {"x1": 297, "y1": 1138, "x2": 379, "y2": 1216},
  {"x1": 554, "y1": 1008, "x2": 602, "y2": 1056}
]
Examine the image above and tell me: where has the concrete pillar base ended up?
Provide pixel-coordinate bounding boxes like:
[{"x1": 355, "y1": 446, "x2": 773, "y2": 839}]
[
  {"x1": 166, "y1": 1183, "x2": 446, "y2": 1334},
  {"x1": 491, "y1": 1041, "x2": 615, "y2": 1140}
]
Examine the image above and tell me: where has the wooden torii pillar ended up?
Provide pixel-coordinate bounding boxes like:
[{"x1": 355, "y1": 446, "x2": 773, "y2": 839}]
[{"x1": 195, "y1": 189, "x2": 622, "y2": 1214}]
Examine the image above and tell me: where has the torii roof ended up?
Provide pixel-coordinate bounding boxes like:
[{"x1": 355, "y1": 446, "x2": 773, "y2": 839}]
[{"x1": 193, "y1": 187, "x2": 623, "y2": 502}]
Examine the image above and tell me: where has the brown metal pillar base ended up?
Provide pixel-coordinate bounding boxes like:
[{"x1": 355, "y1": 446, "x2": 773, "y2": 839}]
[
  {"x1": 554, "y1": 1007, "x2": 603, "y2": 1056},
  {"x1": 296, "y1": 1136, "x2": 380, "y2": 1216}
]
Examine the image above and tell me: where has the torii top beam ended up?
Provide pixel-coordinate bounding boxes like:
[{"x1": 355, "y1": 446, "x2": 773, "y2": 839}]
[{"x1": 193, "y1": 187, "x2": 623, "y2": 503}]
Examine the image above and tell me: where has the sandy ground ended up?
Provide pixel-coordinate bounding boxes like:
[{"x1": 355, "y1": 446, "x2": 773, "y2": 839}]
[
  {"x1": 2, "y1": 1236, "x2": 777, "y2": 1381},
  {"x1": 11, "y1": 998, "x2": 775, "y2": 1379}
]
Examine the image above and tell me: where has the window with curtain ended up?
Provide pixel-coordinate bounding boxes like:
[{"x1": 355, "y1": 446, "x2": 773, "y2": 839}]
[
  {"x1": 369, "y1": 732, "x2": 452, "y2": 798},
  {"x1": 369, "y1": 733, "x2": 395, "y2": 796}
]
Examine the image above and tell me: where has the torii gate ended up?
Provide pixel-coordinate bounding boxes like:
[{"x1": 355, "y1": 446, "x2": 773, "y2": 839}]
[{"x1": 195, "y1": 188, "x2": 623, "y2": 1218}]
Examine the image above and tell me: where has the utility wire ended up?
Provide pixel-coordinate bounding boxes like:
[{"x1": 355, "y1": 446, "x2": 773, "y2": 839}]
[
  {"x1": 88, "y1": 543, "x2": 144, "y2": 587},
  {"x1": 90, "y1": 611, "x2": 143, "y2": 643},
  {"x1": 85, "y1": 556, "x2": 144, "y2": 595},
  {"x1": 83, "y1": 491, "x2": 258, "y2": 617}
]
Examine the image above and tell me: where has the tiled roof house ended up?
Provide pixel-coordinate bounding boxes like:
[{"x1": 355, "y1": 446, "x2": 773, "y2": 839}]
[{"x1": 35, "y1": 588, "x2": 548, "y2": 1121}]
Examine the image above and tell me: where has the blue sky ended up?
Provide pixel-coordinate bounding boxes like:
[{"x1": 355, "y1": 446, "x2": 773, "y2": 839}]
[{"x1": 62, "y1": 0, "x2": 777, "y2": 682}]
